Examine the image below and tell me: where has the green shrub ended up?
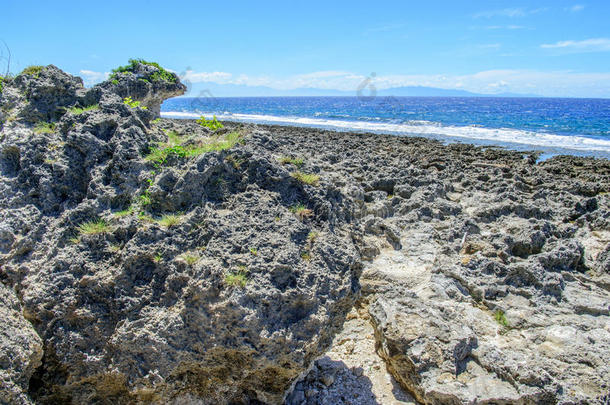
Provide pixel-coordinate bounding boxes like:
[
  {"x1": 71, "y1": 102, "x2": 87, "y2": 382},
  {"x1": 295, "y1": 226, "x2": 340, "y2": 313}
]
[
  {"x1": 124, "y1": 96, "x2": 146, "y2": 109},
  {"x1": 20, "y1": 65, "x2": 44, "y2": 77},
  {"x1": 0, "y1": 76, "x2": 4, "y2": 93},
  {"x1": 78, "y1": 219, "x2": 110, "y2": 235},
  {"x1": 225, "y1": 266, "x2": 248, "y2": 288},
  {"x1": 34, "y1": 122, "x2": 56, "y2": 134},
  {"x1": 139, "y1": 192, "x2": 151, "y2": 206},
  {"x1": 291, "y1": 171, "x2": 320, "y2": 186},
  {"x1": 110, "y1": 59, "x2": 177, "y2": 83},
  {"x1": 67, "y1": 104, "x2": 99, "y2": 115},
  {"x1": 196, "y1": 115, "x2": 224, "y2": 130}
]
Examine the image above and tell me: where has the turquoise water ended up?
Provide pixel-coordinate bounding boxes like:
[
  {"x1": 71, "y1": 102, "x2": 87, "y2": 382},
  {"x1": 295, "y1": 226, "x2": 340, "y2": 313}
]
[{"x1": 161, "y1": 97, "x2": 610, "y2": 159}]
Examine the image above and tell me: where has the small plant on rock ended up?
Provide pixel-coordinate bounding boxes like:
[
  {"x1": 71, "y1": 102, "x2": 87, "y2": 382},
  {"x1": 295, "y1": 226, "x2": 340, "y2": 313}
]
[
  {"x1": 249, "y1": 247, "x2": 258, "y2": 256},
  {"x1": 180, "y1": 252, "x2": 200, "y2": 265},
  {"x1": 113, "y1": 205, "x2": 134, "y2": 218},
  {"x1": 290, "y1": 203, "x2": 313, "y2": 221},
  {"x1": 196, "y1": 115, "x2": 224, "y2": 130},
  {"x1": 20, "y1": 65, "x2": 44, "y2": 77},
  {"x1": 291, "y1": 171, "x2": 320, "y2": 186},
  {"x1": 279, "y1": 156, "x2": 304, "y2": 167},
  {"x1": 145, "y1": 131, "x2": 244, "y2": 165},
  {"x1": 225, "y1": 266, "x2": 248, "y2": 288},
  {"x1": 78, "y1": 219, "x2": 110, "y2": 235},
  {"x1": 139, "y1": 192, "x2": 151, "y2": 206},
  {"x1": 494, "y1": 309, "x2": 510, "y2": 328},
  {"x1": 110, "y1": 59, "x2": 177, "y2": 83},
  {"x1": 123, "y1": 96, "x2": 146, "y2": 109},
  {"x1": 157, "y1": 213, "x2": 183, "y2": 228},
  {"x1": 34, "y1": 122, "x2": 56, "y2": 134},
  {"x1": 307, "y1": 231, "x2": 319, "y2": 244},
  {"x1": 67, "y1": 104, "x2": 99, "y2": 115}
]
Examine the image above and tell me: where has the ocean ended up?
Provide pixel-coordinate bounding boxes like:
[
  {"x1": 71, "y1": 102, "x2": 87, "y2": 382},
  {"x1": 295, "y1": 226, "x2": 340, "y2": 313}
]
[{"x1": 161, "y1": 96, "x2": 610, "y2": 159}]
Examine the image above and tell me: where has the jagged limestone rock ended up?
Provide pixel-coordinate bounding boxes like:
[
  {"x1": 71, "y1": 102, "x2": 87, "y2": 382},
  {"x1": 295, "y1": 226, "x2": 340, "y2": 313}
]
[{"x1": 0, "y1": 283, "x2": 43, "y2": 405}]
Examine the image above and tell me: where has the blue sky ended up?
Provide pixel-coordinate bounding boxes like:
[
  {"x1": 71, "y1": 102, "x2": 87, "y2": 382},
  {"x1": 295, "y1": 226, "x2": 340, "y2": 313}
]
[{"x1": 2, "y1": 0, "x2": 610, "y2": 97}]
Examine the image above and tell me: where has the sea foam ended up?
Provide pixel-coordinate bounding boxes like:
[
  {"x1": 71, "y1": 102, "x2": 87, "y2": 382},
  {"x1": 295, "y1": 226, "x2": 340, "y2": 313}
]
[{"x1": 161, "y1": 111, "x2": 610, "y2": 155}]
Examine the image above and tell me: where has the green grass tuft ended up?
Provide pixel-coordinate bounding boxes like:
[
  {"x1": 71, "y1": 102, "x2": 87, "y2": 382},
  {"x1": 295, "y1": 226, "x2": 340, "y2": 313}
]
[
  {"x1": 157, "y1": 214, "x2": 183, "y2": 228},
  {"x1": 291, "y1": 171, "x2": 320, "y2": 186},
  {"x1": 279, "y1": 156, "x2": 304, "y2": 167},
  {"x1": 290, "y1": 203, "x2": 313, "y2": 221},
  {"x1": 67, "y1": 104, "x2": 99, "y2": 115},
  {"x1": 34, "y1": 122, "x2": 56, "y2": 134},
  {"x1": 307, "y1": 231, "x2": 319, "y2": 243},
  {"x1": 20, "y1": 65, "x2": 44, "y2": 77},
  {"x1": 494, "y1": 310, "x2": 510, "y2": 328},
  {"x1": 113, "y1": 205, "x2": 134, "y2": 218},
  {"x1": 225, "y1": 266, "x2": 248, "y2": 288},
  {"x1": 78, "y1": 219, "x2": 110, "y2": 235},
  {"x1": 145, "y1": 131, "x2": 244, "y2": 165},
  {"x1": 180, "y1": 252, "x2": 200, "y2": 265}
]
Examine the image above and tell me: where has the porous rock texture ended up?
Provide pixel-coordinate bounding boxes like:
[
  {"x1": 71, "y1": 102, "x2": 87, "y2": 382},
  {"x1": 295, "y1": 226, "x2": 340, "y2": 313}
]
[
  {"x1": 265, "y1": 126, "x2": 610, "y2": 404},
  {"x1": 1, "y1": 64, "x2": 609, "y2": 405},
  {"x1": 0, "y1": 65, "x2": 360, "y2": 404}
]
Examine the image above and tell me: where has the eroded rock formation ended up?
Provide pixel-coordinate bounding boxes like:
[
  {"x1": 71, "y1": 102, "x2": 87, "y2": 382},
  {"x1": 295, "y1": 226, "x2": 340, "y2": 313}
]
[{"x1": 1, "y1": 64, "x2": 608, "y2": 404}]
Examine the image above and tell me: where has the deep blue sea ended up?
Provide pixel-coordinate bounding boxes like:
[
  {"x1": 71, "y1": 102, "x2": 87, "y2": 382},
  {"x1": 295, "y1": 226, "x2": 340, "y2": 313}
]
[{"x1": 161, "y1": 97, "x2": 610, "y2": 159}]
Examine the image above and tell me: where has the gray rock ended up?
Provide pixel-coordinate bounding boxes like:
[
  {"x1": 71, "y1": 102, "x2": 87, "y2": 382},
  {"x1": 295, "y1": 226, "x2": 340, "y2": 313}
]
[
  {"x1": 0, "y1": 65, "x2": 360, "y2": 404},
  {"x1": 0, "y1": 283, "x2": 43, "y2": 405}
]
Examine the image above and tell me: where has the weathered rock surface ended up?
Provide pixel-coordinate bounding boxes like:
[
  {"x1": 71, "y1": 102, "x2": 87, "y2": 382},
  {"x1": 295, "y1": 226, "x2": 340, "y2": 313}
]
[
  {"x1": 1, "y1": 64, "x2": 609, "y2": 404},
  {"x1": 260, "y1": 125, "x2": 610, "y2": 404},
  {"x1": 1, "y1": 65, "x2": 359, "y2": 404},
  {"x1": 0, "y1": 283, "x2": 43, "y2": 405}
]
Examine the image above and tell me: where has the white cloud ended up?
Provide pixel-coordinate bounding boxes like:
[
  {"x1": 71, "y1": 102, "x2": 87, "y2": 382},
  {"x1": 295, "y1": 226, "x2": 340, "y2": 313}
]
[
  {"x1": 474, "y1": 7, "x2": 546, "y2": 18},
  {"x1": 79, "y1": 70, "x2": 109, "y2": 86},
  {"x1": 541, "y1": 38, "x2": 610, "y2": 52},
  {"x1": 565, "y1": 4, "x2": 585, "y2": 12},
  {"x1": 182, "y1": 71, "x2": 232, "y2": 83},
  {"x1": 180, "y1": 68, "x2": 610, "y2": 97}
]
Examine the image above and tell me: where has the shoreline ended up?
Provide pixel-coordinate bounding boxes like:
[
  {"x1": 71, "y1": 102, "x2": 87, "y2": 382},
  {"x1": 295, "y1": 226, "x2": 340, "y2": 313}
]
[
  {"x1": 162, "y1": 113, "x2": 610, "y2": 161},
  {"x1": 166, "y1": 117, "x2": 610, "y2": 163}
]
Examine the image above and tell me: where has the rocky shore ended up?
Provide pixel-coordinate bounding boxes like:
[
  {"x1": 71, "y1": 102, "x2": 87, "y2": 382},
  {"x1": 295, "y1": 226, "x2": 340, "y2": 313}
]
[{"x1": 1, "y1": 63, "x2": 609, "y2": 404}]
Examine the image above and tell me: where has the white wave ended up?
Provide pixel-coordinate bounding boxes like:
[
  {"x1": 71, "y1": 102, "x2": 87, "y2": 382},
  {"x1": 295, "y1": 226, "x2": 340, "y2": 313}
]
[{"x1": 160, "y1": 111, "x2": 610, "y2": 153}]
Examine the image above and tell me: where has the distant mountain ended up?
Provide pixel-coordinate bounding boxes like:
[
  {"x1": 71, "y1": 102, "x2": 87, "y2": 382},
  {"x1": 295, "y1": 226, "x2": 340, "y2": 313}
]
[{"x1": 183, "y1": 82, "x2": 539, "y2": 98}]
